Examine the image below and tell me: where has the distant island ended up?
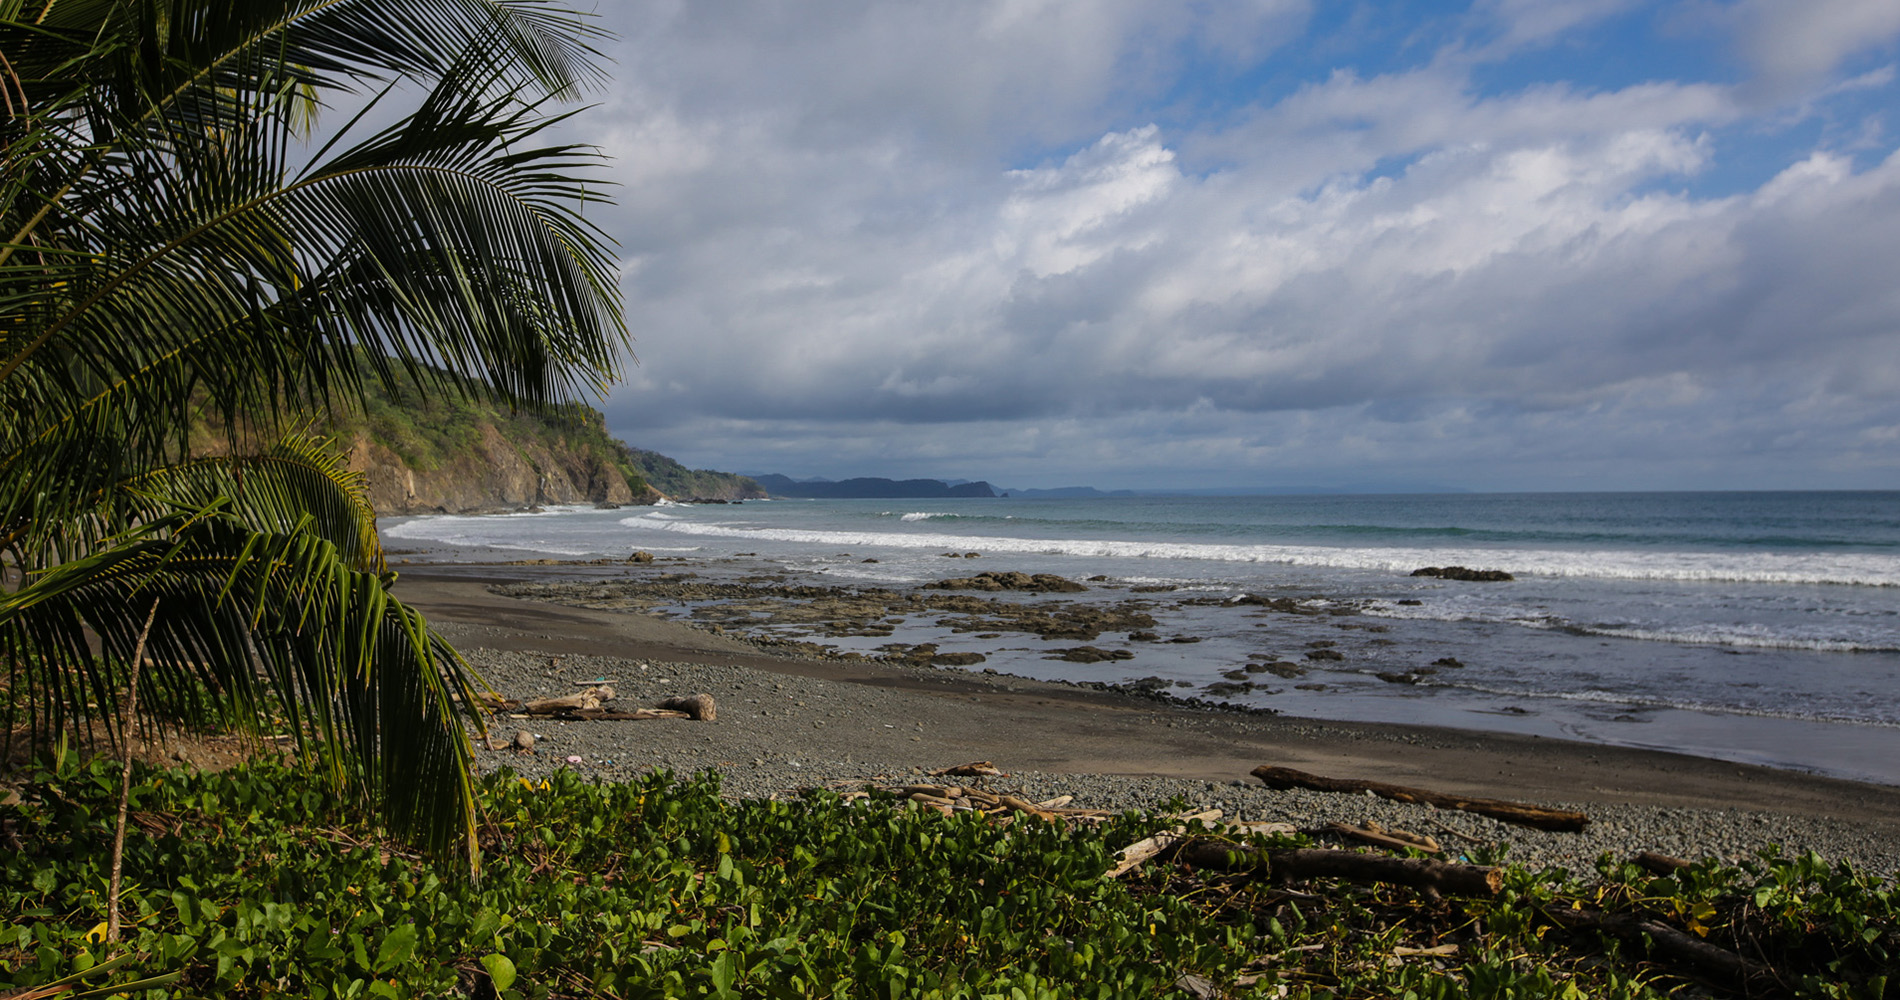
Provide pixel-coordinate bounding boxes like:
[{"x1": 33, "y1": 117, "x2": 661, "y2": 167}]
[{"x1": 753, "y1": 474, "x2": 997, "y2": 499}]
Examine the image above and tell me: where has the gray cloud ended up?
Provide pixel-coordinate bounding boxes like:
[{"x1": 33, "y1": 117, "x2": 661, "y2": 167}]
[{"x1": 572, "y1": 1, "x2": 1900, "y2": 490}]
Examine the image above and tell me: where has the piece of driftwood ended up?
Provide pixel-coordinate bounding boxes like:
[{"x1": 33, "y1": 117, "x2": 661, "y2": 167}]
[
  {"x1": 521, "y1": 685, "x2": 615, "y2": 716},
  {"x1": 656, "y1": 693, "x2": 717, "y2": 721},
  {"x1": 1632, "y1": 851, "x2": 1693, "y2": 875},
  {"x1": 1173, "y1": 840, "x2": 1504, "y2": 897},
  {"x1": 472, "y1": 691, "x2": 519, "y2": 711},
  {"x1": 1419, "y1": 816, "x2": 1492, "y2": 847},
  {"x1": 1324, "y1": 820, "x2": 1442, "y2": 854},
  {"x1": 1251, "y1": 765, "x2": 1590, "y2": 832},
  {"x1": 1169, "y1": 808, "x2": 1224, "y2": 824},
  {"x1": 1107, "y1": 832, "x2": 1183, "y2": 878},
  {"x1": 931, "y1": 761, "x2": 1004, "y2": 778},
  {"x1": 1544, "y1": 907, "x2": 1772, "y2": 985},
  {"x1": 561, "y1": 708, "x2": 689, "y2": 721}
]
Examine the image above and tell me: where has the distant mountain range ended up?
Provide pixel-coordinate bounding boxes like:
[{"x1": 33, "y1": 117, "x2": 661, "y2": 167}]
[
  {"x1": 746, "y1": 472, "x2": 1471, "y2": 499},
  {"x1": 752, "y1": 474, "x2": 997, "y2": 499}
]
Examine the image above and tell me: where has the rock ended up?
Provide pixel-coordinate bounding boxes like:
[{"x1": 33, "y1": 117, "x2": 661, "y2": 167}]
[
  {"x1": 924, "y1": 571, "x2": 1087, "y2": 593},
  {"x1": 1046, "y1": 645, "x2": 1135, "y2": 663},
  {"x1": 931, "y1": 652, "x2": 987, "y2": 667},
  {"x1": 511, "y1": 731, "x2": 535, "y2": 752},
  {"x1": 1227, "y1": 594, "x2": 1312, "y2": 613},
  {"x1": 628, "y1": 550, "x2": 655, "y2": 564},
  {"x1": 1128, "y1": 631, "x2": 1160, "y2": 642},
  {"x1": 1376, "y1": 671, "x2": 1421, "y2": 684},
  {"x1": 1432, "y1": 657, "x2": 1465, "y2": 668},
  {"x1": 1411, "y1": 566, "x2": 1514, "y2": 582},
  {"x1": 1397, "y1": 598, "x2": 1423, "y2": 605},
  {"x1": 1305, "y1": 648, "x2": 1344, "y2": 661}
]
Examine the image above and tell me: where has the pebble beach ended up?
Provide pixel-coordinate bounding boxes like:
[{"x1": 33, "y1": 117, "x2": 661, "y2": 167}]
[{"x1": 400, "y1": 564, "x2": 1900, "y2": 877}]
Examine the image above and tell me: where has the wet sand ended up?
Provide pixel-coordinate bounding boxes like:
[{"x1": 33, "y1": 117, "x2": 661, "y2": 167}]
[{"x1": 393, "y1": 564, "x2": 1900, "y2": 837}]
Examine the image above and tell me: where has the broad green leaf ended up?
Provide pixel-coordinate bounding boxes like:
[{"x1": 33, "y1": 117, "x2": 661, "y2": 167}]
[
  {"x1": 374, "y1": 924, "x2": 417, "y2": 974},
  {"x1": 480, "y1": 953, "x2": 517, "y2": 991}
]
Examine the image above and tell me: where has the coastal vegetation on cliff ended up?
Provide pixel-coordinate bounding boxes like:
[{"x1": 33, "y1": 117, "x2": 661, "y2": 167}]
[
  {"x1": 0, "y1": 0, "x2": 625, "y2": 861},
  {"x1": 194, "y1": 354, "x2": 665, "y2": 515}
]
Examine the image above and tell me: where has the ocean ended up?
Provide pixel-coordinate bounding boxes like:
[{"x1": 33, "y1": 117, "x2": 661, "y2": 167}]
[{"x1": 385, "y1": 491, "x2": 1900, "y2": 785}]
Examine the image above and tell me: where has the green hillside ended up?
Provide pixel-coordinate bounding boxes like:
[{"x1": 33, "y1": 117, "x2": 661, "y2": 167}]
[
  {"x1": 623, "y1": 446, "x2": 767, "y2": 500},
  {"x1": 193, "y1": 357, "x2": 762, "y2": 508}
]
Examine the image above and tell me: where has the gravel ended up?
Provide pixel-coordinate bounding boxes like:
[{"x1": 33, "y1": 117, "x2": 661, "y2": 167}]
[{"x1": 464, "y1": 648, "x2": 1900, "y2": 877}]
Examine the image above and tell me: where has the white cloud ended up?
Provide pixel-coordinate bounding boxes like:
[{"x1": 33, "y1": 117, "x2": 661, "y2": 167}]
[{"x1": 577, "y1": 1, "x2": 1900, "y2": 490}]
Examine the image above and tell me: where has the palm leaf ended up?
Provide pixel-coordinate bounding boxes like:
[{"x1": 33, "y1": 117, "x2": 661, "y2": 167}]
[
  {"x1": 1, "y1": 503, "x2": 486, "y2": 860},
  {"x1": 0, "y1": 1, "x2": 624, "y2": 870}
]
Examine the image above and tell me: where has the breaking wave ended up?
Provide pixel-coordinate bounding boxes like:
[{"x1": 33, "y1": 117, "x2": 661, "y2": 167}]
[{"x1": 614, "y1": 513, "x2": 1900, "y2": 588}]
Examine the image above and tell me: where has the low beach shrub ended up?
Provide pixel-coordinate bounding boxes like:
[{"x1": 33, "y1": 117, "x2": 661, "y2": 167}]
[{"x1": 1, "y1": 757, "x2": 1893, "y2": 998}]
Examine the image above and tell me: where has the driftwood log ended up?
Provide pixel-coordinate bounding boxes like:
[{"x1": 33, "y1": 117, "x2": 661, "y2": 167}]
[
  {"x1": 1169, "y1": 839, "x2": 1504, "y2": 898},
  {"x1": 657, "y1": 693, "x2": 717, "y2": 721},
  {"x1": 521, "y1": 686, "x2": 615, "y2": 716},
  {"x1": 1251, "y1": 765, "x2": 1589, "y2": 832},
  {"x1": 562, "y1": 708, "x2": 689, "y2": 721},
  {"x1": 1323, "y1": 820, "x2": 1441, "y2": 854},
  {"x1": 1544, "y1": 907, "x2": 1772, "y2": 986},
  {"x1": 1631, "y1": 851, "x2": 1693, "y2": 875},
  {"x1": 931, "y1": 761, "x2": 1004, "y2": 778}
]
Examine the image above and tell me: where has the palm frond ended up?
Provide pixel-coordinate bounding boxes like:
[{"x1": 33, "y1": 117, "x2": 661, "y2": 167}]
[
  {"x1": 0, "y1": 505, "x2": 484, "y2": 859},
  {"x1": 0, "y1": 0, "x2": 621, "y2": 870}
]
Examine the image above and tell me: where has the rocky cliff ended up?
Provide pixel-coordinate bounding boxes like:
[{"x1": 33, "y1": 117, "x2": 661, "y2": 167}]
[
  {"x1": 344, "y1": 421, "x2": 663, "y2": 516},
  {"x1": 197, "y1": 357, "x2": 767, "y2": 516}
]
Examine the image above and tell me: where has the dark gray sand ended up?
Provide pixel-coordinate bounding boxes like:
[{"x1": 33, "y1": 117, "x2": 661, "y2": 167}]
[{"x1": 395, "y1": 567, "x2": 1900, "y2": 875}]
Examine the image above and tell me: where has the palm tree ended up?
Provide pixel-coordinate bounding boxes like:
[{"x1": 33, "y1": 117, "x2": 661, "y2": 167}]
[{"x1": 0, "y1": 0, "x2": 627, "y2": 866}]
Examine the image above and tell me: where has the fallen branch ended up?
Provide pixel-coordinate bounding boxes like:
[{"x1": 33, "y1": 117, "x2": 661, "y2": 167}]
[
  {"x1": 931, "y1": 761, "x2": 1004, "y2": 778},
  {"x1": 656, "y1": 693, "x2": 717, "y2": 721},
  {"x1": 559, "y1": 708, "x2": 690, "y2": 721},
  {"x1": 1419, "y1": 815, "x2": 1493, "y2": 847},
  {"x1": 1107, "y1": 832, "x2": 1182, "y2": 878},
  {"x1": 1544, "y1": 907, "x2": 1773, "y2": 986},
  {"x1": 1323, "y1": 820, "x2": 1442, "y2": 854},
  {"x1": 1631, "y1": 851, "x2": 1693, "y2": 876},
  {"x1": 1172, "y1": 840, "x2": 1504, "y2": 898},
  {"x1": 1251, "y1": 765, "x2": 1589, "y2": 832},
  {"x1": 521, "y1": 685, "x2": 615, "y2": 715}
]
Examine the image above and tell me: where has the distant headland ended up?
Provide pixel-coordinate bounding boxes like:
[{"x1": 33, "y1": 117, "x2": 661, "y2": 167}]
[{"x1": 751, "y1": 474, "x2": 999, "y2": 499}]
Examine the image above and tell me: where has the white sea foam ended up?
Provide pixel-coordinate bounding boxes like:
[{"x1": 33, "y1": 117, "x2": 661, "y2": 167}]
[
  {"x1": 1363, "y1": 601, "x2": 1900, "y2": 652},
  {"x1": 610, "y1": 517, "x2": 1900, "y2": 588},
  {"x1": 1430, "y1": 679, "x2": 1900, "y2": 727},
  {"x1": 899, "y1": 512, "x2": 956, "y2": 522}
]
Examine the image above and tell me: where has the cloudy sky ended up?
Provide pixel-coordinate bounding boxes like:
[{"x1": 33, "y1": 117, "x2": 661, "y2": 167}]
[{"x1": 561, "y1": 0, "x2": 1900, "y2": 492}]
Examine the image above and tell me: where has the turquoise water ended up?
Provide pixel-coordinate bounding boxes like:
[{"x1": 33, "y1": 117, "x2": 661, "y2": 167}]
[{"x1": 388, "y1": 492, "x2": 1900, "y2": 782}]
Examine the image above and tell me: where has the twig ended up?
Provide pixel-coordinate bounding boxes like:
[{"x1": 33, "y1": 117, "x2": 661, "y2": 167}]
[
  {"x1": 1420, "y1": 816, "x2": 1492, "y2": 847},
  {"x1": 107, "y1": 598, "x2": 161, "y2": 943}
]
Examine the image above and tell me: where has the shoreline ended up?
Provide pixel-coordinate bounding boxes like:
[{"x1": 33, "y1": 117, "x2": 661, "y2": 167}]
[{"x1": 391, "y1": 561, "x2": 1900, "y2": 873}]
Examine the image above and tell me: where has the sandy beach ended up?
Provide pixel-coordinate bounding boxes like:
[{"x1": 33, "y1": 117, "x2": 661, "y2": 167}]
[{"x1": 393, "y1": 561, "x2": 1900, "y2": 874}]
